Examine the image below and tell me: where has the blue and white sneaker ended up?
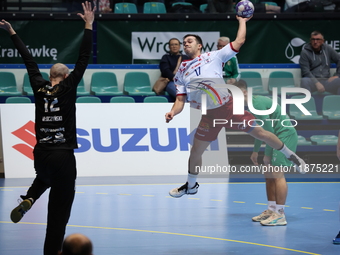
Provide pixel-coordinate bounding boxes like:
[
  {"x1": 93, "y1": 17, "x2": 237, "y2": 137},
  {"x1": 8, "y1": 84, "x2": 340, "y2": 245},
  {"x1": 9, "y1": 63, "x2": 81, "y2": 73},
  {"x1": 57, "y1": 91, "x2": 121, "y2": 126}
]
[
  {"x1": 260, "y1": 212, "x2": 287, "y2": 226},
  {"x1": 287, "y1": 153, "x2": 307, "y2": 174},
  {"x1": 333, "y1": 231, "x2": 340, "y2": 244},
  {"x1": 169, "y1": 182, "x2": 199, "y2": 198}
]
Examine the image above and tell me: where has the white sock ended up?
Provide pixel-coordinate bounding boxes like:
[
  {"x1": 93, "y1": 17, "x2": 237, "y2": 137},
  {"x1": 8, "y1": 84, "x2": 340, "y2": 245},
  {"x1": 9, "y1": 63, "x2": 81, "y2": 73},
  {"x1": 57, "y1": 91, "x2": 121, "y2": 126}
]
[
  {"x1": 279, "y1": 144, "x2": 294, "y2": 158},
  {"x1": 187, "y1": 173, "x2": 197, "y2": 188},
  {"x1": 276, "y1": 204, "x2": 285, "y2": 215},
  {"x1": 268, "y1": 201, "x2": 276, "y2": 212}
]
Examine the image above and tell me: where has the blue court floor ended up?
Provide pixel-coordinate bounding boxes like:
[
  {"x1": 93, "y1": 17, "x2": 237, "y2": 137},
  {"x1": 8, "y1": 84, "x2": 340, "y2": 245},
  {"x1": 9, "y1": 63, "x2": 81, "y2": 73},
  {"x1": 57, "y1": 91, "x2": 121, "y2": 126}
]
[{"x1": 0, "y1": 175, "x2": 339, "y2": 255}]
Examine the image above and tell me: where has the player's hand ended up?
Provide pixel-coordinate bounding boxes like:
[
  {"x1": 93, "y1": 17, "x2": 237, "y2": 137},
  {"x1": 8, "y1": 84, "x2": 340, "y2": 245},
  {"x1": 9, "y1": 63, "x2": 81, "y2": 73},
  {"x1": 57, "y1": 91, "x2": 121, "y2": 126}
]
[
  {"x1": 263, "y1": 155, "x2": 271, "y2": 166},
  {"x1": 0, "y1": 19, "x2": 15, "y2": 35},
  {"x1": 236, "y1": 15, "x2": 253, "y2": 22},
  {"x1": 77, "y1": 1, "x2": 96, "y2": 25},
  {"x1": 165, "y1": 112, "x2": 174, "y2": 123},
  {"x1": 250, "y1": 152, "x2": 258, "y2": 165}
]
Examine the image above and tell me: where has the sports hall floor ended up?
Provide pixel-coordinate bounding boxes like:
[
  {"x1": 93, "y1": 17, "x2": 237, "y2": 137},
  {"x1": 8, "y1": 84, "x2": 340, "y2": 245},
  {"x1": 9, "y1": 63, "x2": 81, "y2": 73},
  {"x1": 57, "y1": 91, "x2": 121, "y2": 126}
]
[{"x1": 0, "y1": 175, "x2": 339, "y2": 255}]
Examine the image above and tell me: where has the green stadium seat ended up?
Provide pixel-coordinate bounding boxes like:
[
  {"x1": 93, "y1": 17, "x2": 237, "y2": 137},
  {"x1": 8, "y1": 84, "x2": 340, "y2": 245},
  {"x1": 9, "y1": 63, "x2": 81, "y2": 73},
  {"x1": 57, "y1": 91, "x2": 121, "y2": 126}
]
[
  {"x1": 23, "y1": 72, "x2": 49, "y2": 96},
  {"x1": 143, "y1": 2, "x2": 167, "y2": 13},
  {"x1": 0, "y1": 72, "x2": 22, "y2": 96},
  {"x1": 288, "y1": 96, "x2": 323, "y2": 120},
  {"x1": 90, "y1": 72, "x2": 124, "y2": 96},
  {"x1": 172, "y1": 2, "x2": 193, "y2": 6},
  {"x1": 297, "y1": 135, "x2": 312, "y2": 146},
  {"x1": 267, "y1": 71, "x2": 295, "y2": 94},
  {"x1": 77, "y1": 78, "x2": 91, "y2": 96},
  {"x1": 310, "y1": 135, "x2": 338, "y2": 145},
  {"x1": 5, "y1": 96, "x2": 32, "y2": 104},
  {"x1": 143, "y1": 96, "x2": 169, "y2": 103},
  {"x1": 76, "y1": 96, "x2": 102, "y2": 103},
  {"x1": 322, "y1": 95, "x2": 340, "y2": 120},
  {"x1": 200, "y1": 3, "x2": 208, "y2": 12},
  {"x1": 123, "y1": 72, "x2": 156, "y2": 96},
  {"x1": 110, "y1": 96, "x2": 136, "y2": 103},
  {"x1": 241, "y1": 71, "x2": 269, "y2": 95},
  {"x1": 114, "y1": 2, "x2": 138, "y2": 13}
]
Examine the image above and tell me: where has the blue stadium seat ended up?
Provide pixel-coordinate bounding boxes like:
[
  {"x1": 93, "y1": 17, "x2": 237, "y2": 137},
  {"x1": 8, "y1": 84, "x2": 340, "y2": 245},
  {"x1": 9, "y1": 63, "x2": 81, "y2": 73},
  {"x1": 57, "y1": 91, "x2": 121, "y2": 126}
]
[
  {"x1": 288, "y1": 96, "x2": 323, "y2": 120},
  {"x1": 0, "y1": 72, "x2": 23, "y2": 96},
  {"x1": 90, "y1": 72, "x2": 124, "y2": 96},
  {"x1": 114, "y1": 2, "x2": 138, "y2": 13},
  {"x1": 143, "y1": 96, "x2": 169, "y2": 103},
  {"x1": 5, "y1": 96, "x2": 32, "y2": 104},
  {"x1": 123, "y1": 72, "x2": 156, "y2": 96},
  {"x1": 110, "y1": 96, "x2": 136, "y2": 103},
  {"x1": 268, "y1": 71, "x2": 295, "y2": 94},
  {"x1": 143, "y1": 2, "x2": 167, "y2": 13},
  {"x1": 76, "y1": 96, "x2": 102, "y2": 103},
  {"x1": 322, "y1": 95, "x2": 340, "y2": 120},
  {"x1": 241, "y1": 71, "x2": 268, "y2": 95}
]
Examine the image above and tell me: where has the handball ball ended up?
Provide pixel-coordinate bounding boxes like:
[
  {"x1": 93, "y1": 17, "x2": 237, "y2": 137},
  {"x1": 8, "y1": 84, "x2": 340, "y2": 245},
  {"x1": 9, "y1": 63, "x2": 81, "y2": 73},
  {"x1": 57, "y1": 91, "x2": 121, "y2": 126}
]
[{"x1": 235, "y1": 0, "x2": 255, "y2": 18}]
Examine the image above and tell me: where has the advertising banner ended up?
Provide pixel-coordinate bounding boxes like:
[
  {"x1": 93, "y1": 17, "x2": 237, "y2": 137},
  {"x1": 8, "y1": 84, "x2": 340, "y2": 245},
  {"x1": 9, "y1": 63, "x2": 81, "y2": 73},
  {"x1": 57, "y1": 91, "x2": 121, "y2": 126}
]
[
  {"x1": 0, "y1": 20, "x2": 89, "y2": 64},
  {"x1": 0, "y1": 103, "x2": 228, "y2": 178},
  {"x1": 131, "y1": 31, "x2": 220, "y2": 62},
  {"x1": 97, "y1": 19, "x2": 340, "y2": 64},
  {"x1": 1, "y1": 20, "x2": 339, "y2": 64}
]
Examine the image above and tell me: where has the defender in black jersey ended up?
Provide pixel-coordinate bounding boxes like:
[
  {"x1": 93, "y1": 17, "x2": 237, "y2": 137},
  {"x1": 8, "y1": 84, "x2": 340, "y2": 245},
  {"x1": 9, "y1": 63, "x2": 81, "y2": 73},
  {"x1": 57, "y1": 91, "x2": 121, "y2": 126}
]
[{"x1": 1, "y1": 2, "x2": 96, "y2": 254}]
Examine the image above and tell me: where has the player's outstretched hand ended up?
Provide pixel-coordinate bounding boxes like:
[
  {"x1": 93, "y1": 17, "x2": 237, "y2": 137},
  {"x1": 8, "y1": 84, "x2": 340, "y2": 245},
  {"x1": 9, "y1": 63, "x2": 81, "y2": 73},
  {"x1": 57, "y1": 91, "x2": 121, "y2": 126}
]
[
  {"x1": 165, "y1": 112, "x2": 174, "y2": 123},
  {"x1": 236, "y1": 15, "x2": 253, "y2": 22},
  {"x1": 0, "y1": 19, "x2": 15, "y2": 35},
  {"x1": 77, "y1": 1, "x2": 96, "y2": 25}
]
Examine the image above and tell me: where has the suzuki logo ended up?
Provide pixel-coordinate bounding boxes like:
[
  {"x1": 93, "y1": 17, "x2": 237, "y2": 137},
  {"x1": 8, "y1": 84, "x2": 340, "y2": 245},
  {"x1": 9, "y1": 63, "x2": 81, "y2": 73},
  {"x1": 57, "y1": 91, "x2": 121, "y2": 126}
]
[{"x1": 11, "y1": 121, "x2": 36, "y2": 160}]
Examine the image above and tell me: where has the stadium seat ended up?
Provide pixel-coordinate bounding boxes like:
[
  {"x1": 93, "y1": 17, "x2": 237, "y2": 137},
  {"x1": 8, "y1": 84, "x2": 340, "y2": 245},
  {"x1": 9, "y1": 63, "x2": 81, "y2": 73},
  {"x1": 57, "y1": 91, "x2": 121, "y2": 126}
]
[
  {"x1": 240, "y1": 71, "x2": 269, "y2": 95},
  {"x1": 77, "y1": 78, "x2": 91, "y2": 96},
  {"x1": 143, "y1": 96, "x2": 169, "y2": 103},
  {"x1": 76, "y1": 96, "x2": 102, "y2": 103},
  {"x1": 322, "y1": 95, "x2": 340, "y2": 120},
  {"x1": 114, "y1": 2, "x2": 138, "y2": 13},
  {"x1": 123, "y1": 72, "x2": 156, "y2": 96},
  {"x1": 310, "y1": 135, "x2": 338, "y2": 145},
  {"x1": 5, "y1": 96, "x2": 32, "y2": 104},
  {"x1": 172, "y1": 2, "x2": 193, "y2": 6},
  {"x1": 200, "y1": 3, "x2": 208, "y2": 12},
  {"x1": 23, "y1": 72, "x2": 49, "y2": 96},
  {"x1": 90, "y1": 72, "x2": 124, "y2": 96},
  {"x1": 0, "y1": 72, "x2": 23, "y2": 96},
  {"x1": 143, "y1": 2, "x2": 167, "y2": 13},
  {"x1": 288, "y1": 96, "x2": 323, "y2": 120},
  {"x1": 297, "y1": 135, "x2": 312, "y2": 146},
  {"x1": 267, "y1": 71, "x2": 295, "y2": 94},
  {"x1": 110, "y1": 96, "x2": 136, "y2": 103}
]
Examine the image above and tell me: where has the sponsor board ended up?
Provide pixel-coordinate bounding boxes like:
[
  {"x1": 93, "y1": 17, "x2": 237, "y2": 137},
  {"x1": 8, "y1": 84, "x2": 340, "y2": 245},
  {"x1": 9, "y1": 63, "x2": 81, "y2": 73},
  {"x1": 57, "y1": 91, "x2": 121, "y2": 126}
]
[{"x1": 0, "y1": 104, "x2": 227, "y2": 178}]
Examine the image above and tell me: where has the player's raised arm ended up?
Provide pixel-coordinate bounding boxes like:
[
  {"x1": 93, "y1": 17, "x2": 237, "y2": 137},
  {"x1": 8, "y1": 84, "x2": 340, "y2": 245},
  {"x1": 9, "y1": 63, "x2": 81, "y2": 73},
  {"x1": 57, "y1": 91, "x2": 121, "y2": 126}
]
[{"x1": 0, "y1": 19, "x2": 16, "y2": 36}]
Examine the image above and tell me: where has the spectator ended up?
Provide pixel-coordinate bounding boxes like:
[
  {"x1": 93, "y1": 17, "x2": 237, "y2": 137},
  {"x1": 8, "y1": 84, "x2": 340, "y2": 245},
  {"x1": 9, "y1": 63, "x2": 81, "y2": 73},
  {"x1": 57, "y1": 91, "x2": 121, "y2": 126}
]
[
  {"x1": 299, "y1": 31, "x2": 340, "y2": 94},
  {"x1": 93, "y1": 0, "x2": 112, "y2": 13},
  {"x1": 59, "y1": 233, "x2": 93, "y2": 255},
  {"x1": 153, "y1": 38, "x2": 189, "y2": 101},
  {"x1": 217, "y1": 36, "x2": 240, "y2": 84}
]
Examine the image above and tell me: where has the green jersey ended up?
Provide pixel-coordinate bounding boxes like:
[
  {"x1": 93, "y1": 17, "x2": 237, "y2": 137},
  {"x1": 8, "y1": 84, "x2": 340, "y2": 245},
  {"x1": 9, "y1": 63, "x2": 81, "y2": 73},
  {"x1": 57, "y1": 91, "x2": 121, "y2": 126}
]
[{"x1": 251, "y1": 95, "x2": 297, "y2": 157}]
